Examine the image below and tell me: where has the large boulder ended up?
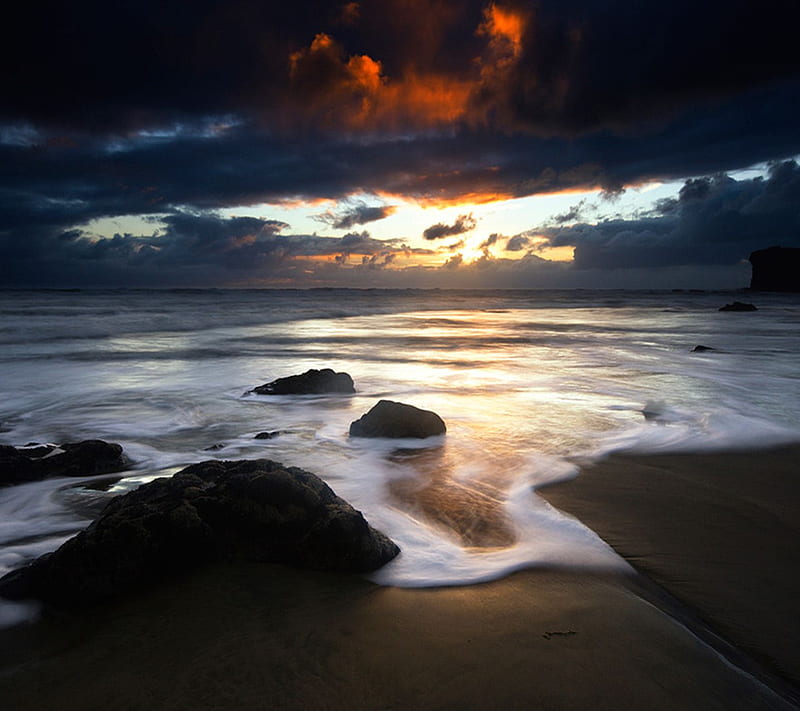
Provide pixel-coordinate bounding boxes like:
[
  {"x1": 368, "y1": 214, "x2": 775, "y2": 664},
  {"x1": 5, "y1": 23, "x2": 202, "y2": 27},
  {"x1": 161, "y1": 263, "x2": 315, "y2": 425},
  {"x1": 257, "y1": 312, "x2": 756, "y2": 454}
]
[
  {"x1": 749, "y1": 246, "x2": 800, "y2": 292},
  {"x1": 349, "y1": 400, "x2": 446, "y2": 439},
  {"x1": 0, "y1": 459, "x2": 399, "y2": 606},
  {"x1": 250, "y1": 368, "x2": 355, "y2": 395},
  {"x1": 0, "y1": 440, "x2": 127, "y2": 486}
]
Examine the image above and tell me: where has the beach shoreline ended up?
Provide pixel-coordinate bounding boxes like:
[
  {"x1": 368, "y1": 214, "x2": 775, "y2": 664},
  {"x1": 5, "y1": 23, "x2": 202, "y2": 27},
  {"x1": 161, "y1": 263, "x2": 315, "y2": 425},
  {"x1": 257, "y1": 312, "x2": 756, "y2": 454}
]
[
  {"x1": 1, "y1": 445, "x2": 799, "y2": 709},
  {"x1": 539, "y1": 444, "x2": 800, "y2": 696}
]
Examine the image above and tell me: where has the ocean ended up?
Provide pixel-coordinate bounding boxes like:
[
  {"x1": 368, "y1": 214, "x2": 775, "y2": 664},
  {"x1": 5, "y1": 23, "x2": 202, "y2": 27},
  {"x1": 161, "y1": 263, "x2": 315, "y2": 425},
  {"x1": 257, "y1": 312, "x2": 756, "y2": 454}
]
[{"x1": 1, "y1": 288, "x2": 799, "y2": 623}]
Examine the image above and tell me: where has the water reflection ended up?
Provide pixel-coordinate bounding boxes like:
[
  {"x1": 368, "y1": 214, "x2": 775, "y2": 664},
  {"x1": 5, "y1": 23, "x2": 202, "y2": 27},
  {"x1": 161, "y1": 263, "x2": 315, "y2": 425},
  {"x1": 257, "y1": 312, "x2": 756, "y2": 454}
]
[{"x1": 386, "y1": 446, "x2": 516, "y2": 549}]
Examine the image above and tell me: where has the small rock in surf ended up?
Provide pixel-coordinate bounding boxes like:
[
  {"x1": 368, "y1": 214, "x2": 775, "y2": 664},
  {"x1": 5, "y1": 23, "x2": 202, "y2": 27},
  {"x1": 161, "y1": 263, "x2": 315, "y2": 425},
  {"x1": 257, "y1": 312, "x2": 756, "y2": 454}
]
[
  {"x1": 349, "y1": 400, "x2": 446, "y2": 439},
  {"x1": 718, "y1": 301, "x2": 757, "y2": 312},
  {"x1": 0, "y1": 440, "x2": 127, "y2": 487},
  {"x1": 249, "y1": 368, "x2": 355, "y2": 395}
]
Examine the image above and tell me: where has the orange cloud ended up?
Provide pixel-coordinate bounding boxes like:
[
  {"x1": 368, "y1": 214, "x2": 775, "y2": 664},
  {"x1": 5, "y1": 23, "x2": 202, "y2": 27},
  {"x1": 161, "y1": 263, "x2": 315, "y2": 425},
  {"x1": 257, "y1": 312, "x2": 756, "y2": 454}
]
[
  {"x1": 480, "y1": 3, "x2": 526, "y2": 59},
  {"x1": 288, "y1": 32, "x2": 472, "y2": 131},
  {"x1": 284, "y1": 3, "x2": 529, "y2": 133}
]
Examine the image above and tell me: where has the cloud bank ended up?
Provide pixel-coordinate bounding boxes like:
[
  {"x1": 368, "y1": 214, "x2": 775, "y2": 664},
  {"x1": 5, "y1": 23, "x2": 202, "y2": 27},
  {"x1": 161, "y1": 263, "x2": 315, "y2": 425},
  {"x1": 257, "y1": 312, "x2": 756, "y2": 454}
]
[
  {"x1": 1, "y1": 0, "x2": 799, "y2": 287},
  {"x1": 1, "y1": 162, "x2": 796, "y2": 289}
]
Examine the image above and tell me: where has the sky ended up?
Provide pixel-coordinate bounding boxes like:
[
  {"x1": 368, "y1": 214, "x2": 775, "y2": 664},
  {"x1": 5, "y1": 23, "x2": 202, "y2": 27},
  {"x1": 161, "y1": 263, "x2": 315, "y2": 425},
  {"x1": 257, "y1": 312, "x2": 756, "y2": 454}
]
[{"x1": 1, "y1": 0, "x2": 799, "y2": 289}]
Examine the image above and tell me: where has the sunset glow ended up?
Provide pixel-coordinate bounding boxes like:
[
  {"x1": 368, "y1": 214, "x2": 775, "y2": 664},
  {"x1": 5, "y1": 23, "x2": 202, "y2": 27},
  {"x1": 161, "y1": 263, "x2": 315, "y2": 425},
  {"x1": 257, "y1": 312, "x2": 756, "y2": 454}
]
[
  {"x1": 1, "y1": 0, "x2": 797, "y2": 289},
  {"x1": 1, "y1": 4, "x2": 799, "y2": 708}
]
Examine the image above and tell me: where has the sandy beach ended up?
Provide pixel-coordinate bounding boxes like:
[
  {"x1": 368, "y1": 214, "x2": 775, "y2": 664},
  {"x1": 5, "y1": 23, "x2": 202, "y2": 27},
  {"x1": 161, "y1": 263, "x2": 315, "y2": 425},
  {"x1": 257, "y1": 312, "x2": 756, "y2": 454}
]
[
  {"x1": 0, "y1": 564, "x2": 795, "y2": 711},
  {"x1": 539, "y1": 444, "x2": 800, "y2": 692},
  {"x1": 1, "y1": 445, "x2": 798, "y2": 710}
]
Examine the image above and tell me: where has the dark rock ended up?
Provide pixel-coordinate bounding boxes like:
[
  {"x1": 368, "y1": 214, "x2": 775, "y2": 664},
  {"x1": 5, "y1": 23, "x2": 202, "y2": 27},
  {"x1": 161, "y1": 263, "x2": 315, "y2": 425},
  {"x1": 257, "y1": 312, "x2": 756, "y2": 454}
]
[
  {"x1": 0, "y1": 440, "x2": 127, "y2": 487},
  {"x1": 204, "y1": 443, "x2": 226, "y2": 451},
  {"x1": 0, "y1": 459, "x2": 399, "y2": 606},
  {"x1": 349, "y1": 400, "x2": 446, "y2": 439},
  {"x1": 250, "y1": 368, "x2": 355, "y2": 396},
  {"x1": 719, "y1": 301, "x2": 758, "y2": 312},
  {"x1": 254, "y1": 431, "x2": 282, "y2": 439},
  {"x1": 691, "y1": 345, "x2": 716, "y2": 352},
  {"x1": 749, "y1": 246, "x2": 800, "y2": 292}
]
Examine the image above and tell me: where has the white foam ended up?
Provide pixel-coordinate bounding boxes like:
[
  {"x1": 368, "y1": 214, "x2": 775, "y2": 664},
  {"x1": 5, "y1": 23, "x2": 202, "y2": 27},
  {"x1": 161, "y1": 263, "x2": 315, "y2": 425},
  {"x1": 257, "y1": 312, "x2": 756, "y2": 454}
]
[
  {"x1": 1, "y1": 289, "x2": 798, "y2": 592},
  {"x1": 369, "y1": 457, "x2": 629, "y2": 587},
  {"x1": 592, "y1": 404, "x2": 800, "y2": 457}
]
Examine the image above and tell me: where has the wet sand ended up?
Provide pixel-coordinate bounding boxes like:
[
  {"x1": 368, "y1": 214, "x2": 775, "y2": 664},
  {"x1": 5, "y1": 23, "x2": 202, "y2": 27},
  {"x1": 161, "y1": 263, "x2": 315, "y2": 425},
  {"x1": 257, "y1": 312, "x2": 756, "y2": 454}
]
[
  {"x1": 0, "y1": 563, "x2": 794, "y2": 711},
  {"x1": 1, "y1": 445, "x2": 799, "y2": 710},
  {"x1": 539, "y1": 445, "x2": 800, "y2": 692}
]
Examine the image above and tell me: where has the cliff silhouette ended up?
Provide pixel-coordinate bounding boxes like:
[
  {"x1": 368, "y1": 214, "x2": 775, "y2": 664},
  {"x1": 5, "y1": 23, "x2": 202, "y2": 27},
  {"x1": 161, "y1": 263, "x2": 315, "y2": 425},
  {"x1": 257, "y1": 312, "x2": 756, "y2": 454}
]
[{"x1": 749, "y1": 247, "x2": 800, "y2": 292}]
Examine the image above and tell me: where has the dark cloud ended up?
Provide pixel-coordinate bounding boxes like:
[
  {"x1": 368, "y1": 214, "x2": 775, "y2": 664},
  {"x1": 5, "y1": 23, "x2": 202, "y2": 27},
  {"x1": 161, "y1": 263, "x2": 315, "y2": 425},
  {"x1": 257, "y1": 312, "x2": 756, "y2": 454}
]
[
  {"x1": 423, "y1": 213, "x2": 477, "y2": 240},
  {"x1": 4, "y1": 1, "x2": 796, "y2": 138},
  {"x1": 1, "y1": 0, "x2": 795, "y2": 138},
  {"x1": 313, "y1": 201, "x2": 397, "y2": 229},
  {"x1": 486, "y1": 0, "x2": 800, "y2": 136},
  {"x1": 3, "y1": 78, "x2": 799, "y2": 233},
  {"x1": 504, "y1": 235, "x2": 529, "y2": 252},
  {"x1": 0, "y1": 211, "x2": 415, "y2": 287},
  {"x1": 552, "y1": 199, "x2": 591, "y2": 225},
  {"x1": 1, "y1": 1, "x2": 800, "y2": 288},
  {"x1": 478, "y1": 233, "x2": 500, "y2": 256},
  {"x1": 533, "y1": 161, "x2": 800, "y2": 271}
]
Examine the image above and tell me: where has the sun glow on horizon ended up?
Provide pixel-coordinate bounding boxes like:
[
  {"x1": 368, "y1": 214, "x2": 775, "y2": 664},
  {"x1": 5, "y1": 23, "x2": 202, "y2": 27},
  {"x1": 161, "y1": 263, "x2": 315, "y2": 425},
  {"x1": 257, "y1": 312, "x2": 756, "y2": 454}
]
[{"x1": 76, "y1": 177, "x2": 695, "y2": 283}]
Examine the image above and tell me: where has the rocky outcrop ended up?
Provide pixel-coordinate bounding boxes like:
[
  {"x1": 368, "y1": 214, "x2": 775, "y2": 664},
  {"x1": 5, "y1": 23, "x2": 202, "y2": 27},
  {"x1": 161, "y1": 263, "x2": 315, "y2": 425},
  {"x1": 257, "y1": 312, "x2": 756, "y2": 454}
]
[
  {"x1": 0, "y1": 459, "x2": 399, "y2": 606},
  {"x1": 349, "y1": 400, "x2": 446, "y2": 439},
  {"x1": 0, "y1": 440, "x2": 127, "y2": 486},
  {"x1": 719, "y1": 301, "x2": 758, "y2": 312},
  {"x1": 749, "y1": 246, "x2": 800, "y2": 292},
  {"x1": 250, "y1": 368, "x2": 355, "y2": 395}
]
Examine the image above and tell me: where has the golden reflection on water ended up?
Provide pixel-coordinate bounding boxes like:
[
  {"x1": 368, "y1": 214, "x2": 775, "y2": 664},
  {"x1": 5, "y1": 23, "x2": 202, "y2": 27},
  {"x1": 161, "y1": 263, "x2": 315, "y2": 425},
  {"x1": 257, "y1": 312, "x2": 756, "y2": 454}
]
[
  {"x1": 292, "y1": 308, "x2": 641, "y2": 553},
  {"x1": 386, "y1": 445, "x2": 517, "y2": 549},
  {"x1": 112, "y1": 307, "x2": 653, "y2": 555}
]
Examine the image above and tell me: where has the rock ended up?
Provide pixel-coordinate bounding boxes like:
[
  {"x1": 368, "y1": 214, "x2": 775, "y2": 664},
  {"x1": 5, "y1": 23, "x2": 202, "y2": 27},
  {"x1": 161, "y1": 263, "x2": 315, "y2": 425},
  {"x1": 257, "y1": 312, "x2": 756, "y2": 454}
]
[
  {"x1": 254, "y1": 431, "x2": 283, "y2": 439},
  {"x1": 0, "y1": 459, "x2": 399, "y2": 606},
  {"x1": 749, "y1": 246, "x2": 800, "y2": 292},
  {"x1": 719, "y1": 301, "x2": 758, "y2": 312},
  {"x1": 691, "y1": 345, "x2": 716, "y2": 352},
  {"x1": 349, "y1": 400, "x2": 446, "y2": 439},
  {"x1": 0, "y1": 440, "x2": 128, "y2": 487},
  {"x1": 250, "y1": 368, "x2": 355, "y2": 395}
]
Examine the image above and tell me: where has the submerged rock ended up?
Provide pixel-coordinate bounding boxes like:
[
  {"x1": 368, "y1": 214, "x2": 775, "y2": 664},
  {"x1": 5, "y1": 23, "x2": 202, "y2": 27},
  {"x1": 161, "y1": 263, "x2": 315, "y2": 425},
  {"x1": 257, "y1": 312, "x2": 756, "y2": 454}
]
[
  {"x1": 250, "y1": 368, "x2": 355, "y2": 395},
  {"x1": 0, "y1": 440, "x2": 127, "y2": 487},
  {"x1": 0, "y1": 459, "x2": 399, "y2": 606},
  {"x1": 719, "y1": 301, "x2": 758, "y2": 312},
  {"x1": 349, "y1": 400, "x2": 446, "y2": 439},
  {"x1": 691, "y1": 345, "x2": 716, "y2": 352}
]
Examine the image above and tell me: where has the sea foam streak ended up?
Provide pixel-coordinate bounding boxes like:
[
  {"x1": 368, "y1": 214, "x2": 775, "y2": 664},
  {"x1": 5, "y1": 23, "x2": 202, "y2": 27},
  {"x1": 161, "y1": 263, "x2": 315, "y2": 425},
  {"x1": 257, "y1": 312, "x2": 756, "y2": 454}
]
[{"x1": 0, "y1": 288, "x2": 798, "y2": 618}]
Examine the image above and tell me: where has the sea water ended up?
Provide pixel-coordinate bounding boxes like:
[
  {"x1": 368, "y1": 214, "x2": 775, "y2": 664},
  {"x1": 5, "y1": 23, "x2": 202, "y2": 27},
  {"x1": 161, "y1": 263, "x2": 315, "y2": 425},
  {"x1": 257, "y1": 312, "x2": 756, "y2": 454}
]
[{"x1": 1, "y1": 288, "x2": 799, "y2": 620}]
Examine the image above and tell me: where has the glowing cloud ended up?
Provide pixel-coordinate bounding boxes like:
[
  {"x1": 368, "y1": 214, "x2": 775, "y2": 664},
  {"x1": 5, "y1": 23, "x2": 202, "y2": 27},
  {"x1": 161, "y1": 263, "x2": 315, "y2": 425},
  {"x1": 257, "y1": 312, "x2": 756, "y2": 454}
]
[
  {"x1": 284, "y1": 3, "x2": 530, "y2": 134},
  {"x1": 287, "y1": 32, "x2": 472, "y2": 131}
]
